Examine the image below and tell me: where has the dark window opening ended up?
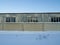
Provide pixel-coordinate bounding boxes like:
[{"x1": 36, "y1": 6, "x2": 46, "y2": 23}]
[
  {"x1": 51, "y1": 17, "x2": 60, "y2": 22},
  {"x1": 6, "y1": 17, "x2": 10, "y2": 22},
  {"x1": 59, "y1": 17, "x2": 60, "y2": 22},
  {"x1": 6, "y1": 17, "x2": 16, "y2": 22},
  {"x1": 32, "y1": 20, "x2": 38, "y2": 22},
  {"x1": 27, "y1": 19, "x2": 38, "y2": 22}
]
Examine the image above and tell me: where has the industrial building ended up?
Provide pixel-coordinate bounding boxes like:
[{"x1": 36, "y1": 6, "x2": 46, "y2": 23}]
[{"x1": 0, "y1": 12, "x2": 60, "y2": 31}]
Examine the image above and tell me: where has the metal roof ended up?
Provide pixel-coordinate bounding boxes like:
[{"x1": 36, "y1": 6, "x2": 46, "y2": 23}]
[{"x1": 0, "y1": 12, "x2": 60, "y2": 14}]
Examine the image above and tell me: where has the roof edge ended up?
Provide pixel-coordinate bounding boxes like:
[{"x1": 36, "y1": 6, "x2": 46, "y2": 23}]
[{"x1": 0, "y1": 12, "x2": 60, "y2": 14}]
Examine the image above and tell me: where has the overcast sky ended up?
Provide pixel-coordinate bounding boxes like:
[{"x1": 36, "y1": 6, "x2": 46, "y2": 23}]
[{"x1": 0, "y1": 0, "x2": 60, "y2": 13}]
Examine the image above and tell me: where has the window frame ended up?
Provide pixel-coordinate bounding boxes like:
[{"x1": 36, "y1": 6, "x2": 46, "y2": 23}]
[
  {"x1": 24, "y1": 16, "x2": 38, "y2": 22},
  {"x1": 5, "y1": 16, "x2": 16, "y2": 22},
  {"x1": 51, "y1": 17, "x2": 60, "y2": 22}
]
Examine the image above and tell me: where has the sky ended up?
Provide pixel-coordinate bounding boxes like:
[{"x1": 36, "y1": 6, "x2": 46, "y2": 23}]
[{"x1": 0, "y1": 0, "x2": 60, "y2": 13}]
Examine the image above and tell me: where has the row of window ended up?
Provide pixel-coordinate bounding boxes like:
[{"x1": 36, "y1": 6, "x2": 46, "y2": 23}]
[
  {"x1": 5, "y1": 17, "x2": 60, "y2": 22},
  {"x1": 51, "y1": 17, "x2": 60, "y2": 22},
  {"x1": 6, "y1": 17, "x2": 38, "y2": 22}
]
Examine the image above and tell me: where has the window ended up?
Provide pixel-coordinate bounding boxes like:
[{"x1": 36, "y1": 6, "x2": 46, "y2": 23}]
[
  {"x1": 51, "y1": 17, "x2": 60, "y2": 22},
  {"x1": 0, "y1": 17, "x2": 2, "y2": 23},
  {"x1": 23, "y1": 16, "x2": 38, "y2": 22},
  {"x1": 26, "y1": 16, "x2": 38, "y2": 22},
  {"x1": 32, "y1": 17, "x2": 38, "y2": 22},
  {"x1": 6, "y1": 17, "x2": 16, "y2": 22}
]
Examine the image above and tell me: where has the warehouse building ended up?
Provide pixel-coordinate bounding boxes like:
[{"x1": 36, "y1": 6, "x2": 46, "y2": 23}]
[{"x1": 0, "y1": 12, "x2": 60, "y2": 31}]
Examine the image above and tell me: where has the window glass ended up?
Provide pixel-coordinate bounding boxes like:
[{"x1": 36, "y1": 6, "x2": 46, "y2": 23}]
[
  {"x1": 6, "y1": 17, "x2": 10, "y2": 22},
  {"x1": 51, "y1": 17, "x2": 60, "y2": 22},
  {"x1": 6, "y1": 17, "x2": 16, "y2": 22},
  {"x1": 26, "y1": 16, "x2": 38, "y2": 22}
]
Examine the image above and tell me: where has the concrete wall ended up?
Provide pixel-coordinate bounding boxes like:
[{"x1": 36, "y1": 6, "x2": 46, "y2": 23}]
[
  {"x1": 0, "y1": 23, "x2": 2, "y2": 30},
  {"x1": 3, "y1": 23, "x2": 23, "y2": 31},
  {"x1": 0, "y1": 22, "x2": 60, "y2": 31},
  {"x1": 44, "y1": 23, "x2": 60, "y2": 31},
  {"x1": 23, "y1": 23, "x2": 43, "y2": 31}
]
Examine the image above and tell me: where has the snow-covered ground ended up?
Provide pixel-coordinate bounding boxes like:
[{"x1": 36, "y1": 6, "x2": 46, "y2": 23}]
[{"x1": 0, "y1": 31, "x2": 60, "y2": 45}]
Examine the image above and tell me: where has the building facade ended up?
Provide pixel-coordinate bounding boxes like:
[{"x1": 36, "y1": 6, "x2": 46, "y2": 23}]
[{"x1": 0, "y1": 13, "x2": 60, "y2": 31}]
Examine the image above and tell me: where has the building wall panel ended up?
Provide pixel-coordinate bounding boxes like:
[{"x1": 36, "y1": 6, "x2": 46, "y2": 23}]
[
  {"x1": 24, "y1": 23, "x2": 43, "y2": 31},
  {"x1": 44, "y1": 23, "x2": 60, "y2": 31},
  {"x1": 0, "y1": 23, "x2": 3, "y2": 30},
  {"x1": 3, "y1": 23, "x2": 23, "y2": 31}
]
